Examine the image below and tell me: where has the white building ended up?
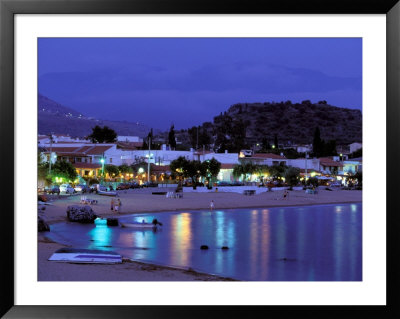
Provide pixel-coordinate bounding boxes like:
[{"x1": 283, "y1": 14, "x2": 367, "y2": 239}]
[
  {"x1": 240, "y1": 153, "x2": 288, "y2": 166},
  {"x1": 117, "y1": 136, "x2": 143, "y2": 143},
  {"x1": 296, "y1": 145, "x2": 312, "y2": 153},
  {"x1": 38, "y1": 134, "x2": 90, "y2": 146},
  {"x1": 342, "y1": 158, "x2": 362, "y2": 174},
  {"x1": 287, "y1": 158, "x2": 320, "y2": 172}
]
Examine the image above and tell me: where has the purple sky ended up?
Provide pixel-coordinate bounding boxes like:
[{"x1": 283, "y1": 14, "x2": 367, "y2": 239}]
[{"x1": 38, "y1": 38, "x2": 362, "y2": 130}]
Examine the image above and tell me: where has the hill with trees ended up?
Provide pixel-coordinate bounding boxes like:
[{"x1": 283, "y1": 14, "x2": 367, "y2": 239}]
[{"x1": 175, "y1": 100, "x2": 362, "y2": 153}]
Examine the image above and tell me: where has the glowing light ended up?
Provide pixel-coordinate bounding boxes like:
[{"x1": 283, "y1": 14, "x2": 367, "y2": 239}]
[{"x1": 138, "y1": 168, "x2": 144, "y2": 173}]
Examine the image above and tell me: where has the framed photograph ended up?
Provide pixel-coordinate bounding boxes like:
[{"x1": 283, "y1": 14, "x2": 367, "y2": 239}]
[{"x1": 1, "y1": 0, "x2": 399, "y2": 317}]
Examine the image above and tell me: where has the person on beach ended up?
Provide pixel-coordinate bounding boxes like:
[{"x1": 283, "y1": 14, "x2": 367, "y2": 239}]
[
  {"x1": 113, "y1": 198, "x2": 120, "y2": 213},
  {"x1": 117, "y1": 198, "x2": 122, "y2": 213},
  {"x1": 210, "y1": 200, "x2": 215, "y2": 210},
  {"x1": 282, "y1": 190, "x2": 289, "y2": 200},
  {"x1": 110, "y1": 198, "x2": 115, "y2": 211}
]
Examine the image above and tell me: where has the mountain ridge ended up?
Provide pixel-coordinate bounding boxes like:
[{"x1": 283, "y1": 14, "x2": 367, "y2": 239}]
[{"x1": 38, "y1": 94, "x2": 151, "y2": 138}]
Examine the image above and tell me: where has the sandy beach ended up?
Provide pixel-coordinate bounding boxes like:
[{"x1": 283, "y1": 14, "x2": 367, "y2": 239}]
[{"x1": 38, "y1": 187, "x2": 362, "y2": 281}]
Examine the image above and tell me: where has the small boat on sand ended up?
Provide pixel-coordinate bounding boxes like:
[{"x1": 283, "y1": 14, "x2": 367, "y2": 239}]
[
  {"x1": 120, "y1": 218, "x2": 162, "y2": 230},
  {"x1": 94, "y1": 217, "x2": 107, "y2": 226},
  {"x1": 120, "y1": 222, "x2": 158, "y2": 229},
  {"x1": 48, "y1": 248, "x2": 122, "y2": 264}
]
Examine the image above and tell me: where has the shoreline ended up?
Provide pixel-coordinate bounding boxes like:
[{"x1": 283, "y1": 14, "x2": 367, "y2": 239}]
[
  {"x1": 38, "y1": 188, "x2": 362, "y2": 281},
  {"x1": 38, "y1": 234, "x2": 236, "y2": 281},
  {"x1": 47, "y1": 199, "x2": 362, "y2": 225},
  {"x1": 40, "y1": 188, "x2": 362, "y2": 225}
]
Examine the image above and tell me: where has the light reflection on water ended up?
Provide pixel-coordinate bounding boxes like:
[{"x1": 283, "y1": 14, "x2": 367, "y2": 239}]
[{"x1": 46, "y1": 203, "x2": 362, "y2": 281}]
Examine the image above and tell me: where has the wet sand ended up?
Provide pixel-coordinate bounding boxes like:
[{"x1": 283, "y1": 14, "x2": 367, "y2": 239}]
[
  {"x1": 38, "y1": 187, "x2": 361, "y2": 281},
  {"x1": 38, "y1": 235, "x2": 235, "y2": 281}
]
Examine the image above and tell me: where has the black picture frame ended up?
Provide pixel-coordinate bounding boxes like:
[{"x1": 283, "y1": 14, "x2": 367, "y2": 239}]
[{"x1": 1, "y1": 0, "x2": 399, "y2": 318}]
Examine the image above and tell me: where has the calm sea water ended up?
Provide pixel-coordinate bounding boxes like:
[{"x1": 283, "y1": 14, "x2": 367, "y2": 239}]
[{"x1": 46, "y1": 203, "x2": 362, "y2": 281}]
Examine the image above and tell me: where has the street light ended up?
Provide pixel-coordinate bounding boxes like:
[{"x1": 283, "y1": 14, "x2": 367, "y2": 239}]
[
  {"x1": 100, "y1": 158, "x2": 105, "y2": 183},
  {"x1": 305, "y1": 151, "x2": 309, "y2": 181}
]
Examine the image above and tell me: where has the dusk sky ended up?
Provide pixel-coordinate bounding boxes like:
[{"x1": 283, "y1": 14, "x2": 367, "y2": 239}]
[{"x1": 38, "y1": 38, "x2": 362, "y2": 130}]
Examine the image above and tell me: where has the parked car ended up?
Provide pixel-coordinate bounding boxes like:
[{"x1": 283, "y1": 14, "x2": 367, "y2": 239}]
[
  {"x1": 215, "y1": 181, "x2": 230, "y2": 186},
  {"x1": 59, "y1": 184, "x2": 75, "y2": 194},
  {"x1": 90, "y1": 184, "x2": 107, "y2": 192},
  {"x1": 116, "y1": 183, "x2": 130, "y2": 190},
  {"x1": 129, "y1": 182, "x2": 142, "y2": 189},
  {"x1": 142, "y1": 182, "x2": 158, "y2": 188},
  {"x1": 74, "y1": 184, "x2": 90, "y2": 193},
  {"x1": 231, "y1": 181, "x2": 244, "y2": 186},
  {"x1": 47, "y1": 185, "x2": 60, "y2": 195},
  {"x1": 330, "y1": 182, "x2": 342, "y2": 187}
]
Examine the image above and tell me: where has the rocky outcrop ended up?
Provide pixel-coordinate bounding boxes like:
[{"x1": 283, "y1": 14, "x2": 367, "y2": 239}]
[
  {"x1": 106, "y1": 218, "x2": 119, "y2": 226},
  {"x1": 66, "y1": 205, "x2": 97, "y2": 223},
  {"x1": 38, "y1": 216, "x2": 50, "y2": 232}
]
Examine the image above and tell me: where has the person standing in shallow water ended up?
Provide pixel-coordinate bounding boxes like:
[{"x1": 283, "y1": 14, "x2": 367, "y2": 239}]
[{"x1": 210, "y1": 200, "x2": 215, "y2": 211}]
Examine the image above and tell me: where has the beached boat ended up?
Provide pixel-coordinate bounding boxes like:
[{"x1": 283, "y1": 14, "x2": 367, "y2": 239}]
[
  {"x1": 120, "y1": 222, "x2": 158, "y2": 229},
  {"x1": 48, "y1": 248, "x2": 122, "y2": 264},
  {"x1": 94, "y1": 217, "x2": 107, "y2": 226},
  {"x1": 97, "y1": 190, "x2": 117, "y2": 196}
]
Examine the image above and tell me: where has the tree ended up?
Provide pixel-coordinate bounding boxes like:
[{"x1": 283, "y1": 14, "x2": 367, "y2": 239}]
[
  {"x1": 233, "y1": 162, "x2": 257, "y2": 182},
  {"x1": 230, "y1": 119, "x2": 249, "y2": 152},
  {"x1": 168, "y1": 125, "x2": 176, "y2": 150},
  {"x1": 254, "y1": 165, "x2": 270, "y2": 182},
  {"x1": 51, "y1": 160, "x2": 77, "y2": 182},
  {"x1": 269, "y1": 163, "x2": 287, "y2": 181},
  {"x1": 188, "y1": 126, "x2": 198, "y2": 149},
  {"x1": 312, "y1": 127, "x2": 323, "y2": 157},
  {"x1": 233, "y1": 164, "x2": 245, "y2": 180},
  {"x1": 169, "y1": 156, "x2": 190, "y2": 180},
  {"x1": 202, "y1": 158, "x2": 221, "y2": 188},
  {"x1": 104, "y1": 164, "x2": 119, "y2": 179},
  {"x1": 130, "y1": 161, "x2": 147, "y2": 174},
  {"x1": 260, "y1": 137, "x2": 271, "y2": 152},
  {"x1": 199, "y1": 127, "x2": 211, "y2": 148},
  {"x1": 282, "y1": 148, "x2": 304, "y2": 159},
  {"x1": 88, "y1": 125, "x2": 117, "y2": 143},
  {"x1": 185, "y1": 160, "x2": 203, "y2": 190},
  {"x1": 354, "y1": 171, "x2": 362, "y2": 188},
  {"x1": 38, "y1": 152, "x2": 52, "y2": 186},
  {"x1": 307, "y1": 177, "x2": 319, "y2": 188},
  {"x1": 284, "y1": 167, "x2": 300, "y2": 190},
  {"x1": 118, "y1": 164, "x2": 133, "y2": 181},
  {"x1": 349, "y1": 147, "x2": 362, "y2": 159},
  {"x1": 323, "y1": 140, "x2": 337, "y2": 156}
]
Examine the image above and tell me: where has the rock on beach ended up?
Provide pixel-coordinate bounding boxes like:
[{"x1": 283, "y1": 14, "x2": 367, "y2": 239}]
[
  {"x1": 66, "y1": 205, "x2": 97, "y2": 223},
  {"x1": 38, "y1": 216, "x2": 50, "y2": 232}
]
